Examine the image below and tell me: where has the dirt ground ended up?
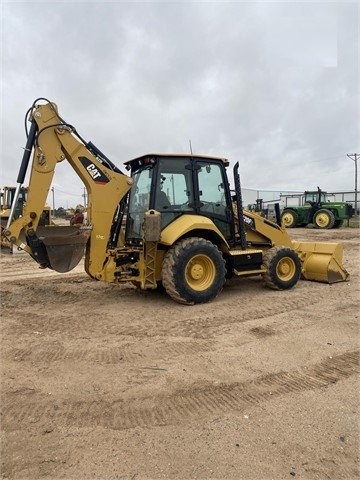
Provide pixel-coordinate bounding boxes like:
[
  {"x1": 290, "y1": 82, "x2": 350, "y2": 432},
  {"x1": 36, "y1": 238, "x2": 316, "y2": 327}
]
[{"x1": 0, "y1": 227, "x2": 359, "y2": 480}]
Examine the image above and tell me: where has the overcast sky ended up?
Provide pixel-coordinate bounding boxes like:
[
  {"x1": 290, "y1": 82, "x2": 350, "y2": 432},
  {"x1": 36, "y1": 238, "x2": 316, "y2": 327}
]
[{"x1": 1, "y1": 1, "x2": 359, "y2": 208}]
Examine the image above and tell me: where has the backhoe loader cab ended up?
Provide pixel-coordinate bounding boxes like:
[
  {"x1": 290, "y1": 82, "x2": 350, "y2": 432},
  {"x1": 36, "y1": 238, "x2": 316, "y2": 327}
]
[
  {"x1": 2, "y1": 99, "x2": 349, "y2": 304},
  {"x1": 125, "y1": 154, "x2": 234, "y2": 245}
]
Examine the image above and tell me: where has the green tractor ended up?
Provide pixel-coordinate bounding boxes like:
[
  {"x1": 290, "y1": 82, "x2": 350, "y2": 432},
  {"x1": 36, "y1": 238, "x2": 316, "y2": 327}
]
[{"x1": 281, "y1": 187, "x2": 353, "y2": 229}]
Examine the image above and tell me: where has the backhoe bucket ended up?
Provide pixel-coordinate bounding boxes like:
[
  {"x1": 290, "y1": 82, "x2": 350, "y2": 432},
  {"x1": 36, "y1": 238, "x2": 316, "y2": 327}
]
[
  {"x1": 293, "y1": 241, "x2": 349, "y2": 284},
  {"x1": 36, "y1": 226, "x2": 92, "y2": 273}
]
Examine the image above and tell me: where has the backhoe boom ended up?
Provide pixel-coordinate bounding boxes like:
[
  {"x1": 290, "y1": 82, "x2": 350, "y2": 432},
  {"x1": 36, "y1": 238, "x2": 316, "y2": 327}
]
[{"x1": 3, "y1": 100, "x2": 133, "y2": 276}]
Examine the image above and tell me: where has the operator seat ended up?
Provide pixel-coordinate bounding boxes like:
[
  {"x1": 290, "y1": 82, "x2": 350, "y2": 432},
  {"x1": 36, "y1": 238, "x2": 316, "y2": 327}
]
[{"x1": 156, "y1": 190, "x2": 171, "y2": 210}]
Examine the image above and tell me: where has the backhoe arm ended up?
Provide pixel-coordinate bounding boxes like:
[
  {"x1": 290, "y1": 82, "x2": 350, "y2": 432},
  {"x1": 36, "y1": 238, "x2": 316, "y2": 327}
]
[{"x1": 4, "y1": 100, "x2": 133, "y2": 276}]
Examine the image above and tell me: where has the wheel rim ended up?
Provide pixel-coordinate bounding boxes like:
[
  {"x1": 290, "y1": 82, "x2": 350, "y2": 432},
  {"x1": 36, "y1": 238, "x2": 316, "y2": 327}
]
[
  {"x1": 276, "y1": 257, "x2": 296, "y2": 282},
  {"x1": 282, "y1": 212, "x2": 294, "y2": 227},
  {"x1": 315, "y1": 212, "x2": 330, "y2": 227},
  {"x1": 185, "y1": 254, "x2": 216, "y2": 291}
]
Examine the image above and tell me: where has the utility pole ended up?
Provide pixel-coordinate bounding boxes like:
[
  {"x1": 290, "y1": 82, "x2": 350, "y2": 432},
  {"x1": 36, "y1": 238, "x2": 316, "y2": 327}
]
[
  {"x1": 51, "y1": 186, "x2": 55, "y2": 217},
  {"x1": 347, "y1": 153, "x2": 358, "y2": 215},
  {"x1": 82, "y1": 187, "x2": 87, "y2": 208}
]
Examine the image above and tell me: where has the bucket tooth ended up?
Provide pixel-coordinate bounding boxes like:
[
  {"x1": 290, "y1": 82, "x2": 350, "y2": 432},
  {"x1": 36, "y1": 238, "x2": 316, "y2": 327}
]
[{"x1": 293, "y1": 241, "x2": 349, "y2": 284}]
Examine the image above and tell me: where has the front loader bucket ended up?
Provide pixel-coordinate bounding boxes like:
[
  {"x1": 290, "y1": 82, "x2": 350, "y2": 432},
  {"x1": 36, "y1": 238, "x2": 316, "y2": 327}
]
[
  {"x1": 293, "y1": 241, "x2": 349, "y2": 284},
  {"x1": 36, "y1": 225, "x2": 92, "y2": 273}
]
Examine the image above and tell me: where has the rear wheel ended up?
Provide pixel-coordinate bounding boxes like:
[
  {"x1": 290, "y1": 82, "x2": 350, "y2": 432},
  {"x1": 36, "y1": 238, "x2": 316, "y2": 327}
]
[
  {"x1": 262, "y1": 246, "x2": 301, "y2": 290},
  {"x1": 313, "y1": 209, "x2": 335, "y2": 229},
  {"x1": 281, "y1": 210, "x2": 298, "y2": 228},
  {"x1": 162, "y1": 237, "x2": 226, "y2": 305}
]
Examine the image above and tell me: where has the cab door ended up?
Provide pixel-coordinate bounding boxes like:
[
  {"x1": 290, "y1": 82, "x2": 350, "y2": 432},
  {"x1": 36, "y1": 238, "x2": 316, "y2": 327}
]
[{"x1": 196, "y1": 160, "x2": 234, "y2": 241}]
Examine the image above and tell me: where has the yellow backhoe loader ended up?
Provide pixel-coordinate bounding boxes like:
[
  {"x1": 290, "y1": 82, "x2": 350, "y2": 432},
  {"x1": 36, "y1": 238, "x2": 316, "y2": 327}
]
[
  {"x1": 2, "y1": 99, "x2": 349, "y2": 304},
  {"x1": 1, "y1": 185, "x2": 52, "y2": 252}
]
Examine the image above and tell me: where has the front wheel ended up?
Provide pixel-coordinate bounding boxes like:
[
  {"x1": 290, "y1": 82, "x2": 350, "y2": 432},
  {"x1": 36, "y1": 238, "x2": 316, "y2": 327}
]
[
  {"x1": 281, "y1": 210, "x2": 298, "y2": 228},
  {"x1": 262, "y1": 246, "x2": 301, "y2": 290},
  {"x1": 162, "y1": 237, "x2": 226, "y2": 305}
]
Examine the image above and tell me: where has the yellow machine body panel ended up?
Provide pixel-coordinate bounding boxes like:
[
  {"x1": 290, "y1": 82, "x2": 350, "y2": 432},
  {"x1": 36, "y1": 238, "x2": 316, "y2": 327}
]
[
  {"x1": 160, "y1": 215, "x2": 228, "y2": 247},
  {"x1": 243, "y1": 210, "x2": 293, "y2": 248}
]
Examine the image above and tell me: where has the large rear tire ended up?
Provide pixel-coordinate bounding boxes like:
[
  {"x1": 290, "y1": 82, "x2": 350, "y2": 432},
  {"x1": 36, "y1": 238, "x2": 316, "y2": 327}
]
[
  {"x1": 313, "y1": 209, "x2": 335, "y2": 229},
  {"x1": 162, "y1": 237, "x2": 226, "y2": 305},
  {"x1": 262, "y1": 246, "x2": 301, "y2": 290},
  {"x1": 281, "y1": 210, "x2": 298, "y2": 228}
]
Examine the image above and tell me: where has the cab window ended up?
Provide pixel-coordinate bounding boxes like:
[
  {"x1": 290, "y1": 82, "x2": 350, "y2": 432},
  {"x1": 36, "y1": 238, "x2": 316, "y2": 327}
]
[
  {"x1": 153, "y1": 158, "x2": 195, "y2": 228},
  {"x1": 197, "y1": 162, "x2": 227, "y2": 217},
  {"x1": 197, "y1": 161, "x2": 232, "y2": 239},
  {"x1": 127, "y1": 166, "x2": 152, "y2": 240}
]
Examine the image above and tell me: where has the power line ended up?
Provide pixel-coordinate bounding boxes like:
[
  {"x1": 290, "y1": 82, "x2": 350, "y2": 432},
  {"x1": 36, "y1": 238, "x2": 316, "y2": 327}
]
[{"x1": 52, "y1": 186, "x2": 83, "y2": 197}]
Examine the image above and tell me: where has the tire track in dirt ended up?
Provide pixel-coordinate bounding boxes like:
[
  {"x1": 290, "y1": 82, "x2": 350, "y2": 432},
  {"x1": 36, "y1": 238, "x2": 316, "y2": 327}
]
[
  {"x1": 2, "y1": 350, "x2": 358, "y2": 432},
  {"x1": 139, "y1": 338, "x2": 215, "y2": 360},
  {"x1": 249, "y1": 325, "x2": 276, "y2": 338},
  {"x1": 2, "y1": 286, "x2": 354, "y2": 342},
  {"x1": 5, "y1": 338, "x2": 214, "y2": 365},
  {"x1": 161, "y1": 289, "x2": 351, "y2": 339},
  {"x1": 0, "y1": 270, "x2": 85, "y2": 282},
  {"x1": 8, "y1": 344, "x2": 132, "y2": 364},
  {"x1": 0, "y1": 296, "x2": 309, "y2": 339}
]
